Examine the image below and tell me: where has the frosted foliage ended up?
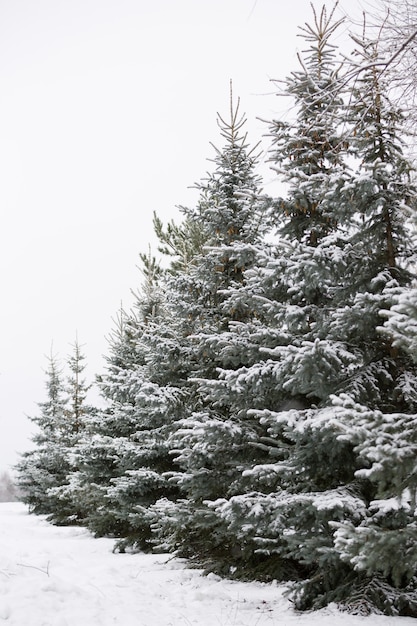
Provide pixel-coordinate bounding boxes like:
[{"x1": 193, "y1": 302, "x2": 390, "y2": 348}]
[
  {"x1": 262, "y1": 339, "x2": 361, "y2": 400},
  {"x1": 381, "y1": 286, "x2": 417, "y2": 361},
  {"x1": 334, "y1": 519, "x2": 417, "y2": 587}
]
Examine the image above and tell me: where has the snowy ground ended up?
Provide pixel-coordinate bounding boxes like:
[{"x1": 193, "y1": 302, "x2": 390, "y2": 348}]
[{"x1": 0, "y1": 502, "x2": 413, "y2": 626}]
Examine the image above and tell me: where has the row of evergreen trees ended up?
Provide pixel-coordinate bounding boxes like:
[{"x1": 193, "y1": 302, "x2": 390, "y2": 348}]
[{"x1": 16, "y1": 5, "x2": 417, "y2": 616}]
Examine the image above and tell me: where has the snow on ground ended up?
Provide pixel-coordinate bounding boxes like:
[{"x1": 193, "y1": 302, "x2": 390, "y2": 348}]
[{"x1": 0, "y1": 503, "x2": 413, "y2": 626}]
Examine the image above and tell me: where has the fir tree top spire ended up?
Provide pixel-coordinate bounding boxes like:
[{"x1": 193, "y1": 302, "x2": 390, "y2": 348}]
[
  {"x1": 269, "y1": 2, "x2": 347, "y2": 245},
  {"x1": 194, "y1": 82, "x2": 265, "y2": 248},
  {"x1": 212, "y1": 79, "x2": 259, "y2": 165},
  {"x1": 298, "y1": 2, "x2": 343, "y2": 75},
  {"x1": 66, "y1": 336, "x2": 91, "y2": 434},
  {"x1": 345, "y1": 22, "x2": 416, "y2": 278},
  {"x1": 38, "y1": 348, "x2": 67, "y2": 429}
]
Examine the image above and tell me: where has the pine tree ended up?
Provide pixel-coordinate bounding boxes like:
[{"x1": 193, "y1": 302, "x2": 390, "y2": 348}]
[
  {"x1": 70, "y1": 255, "x2": 184, "y2": 550},
  {"x1": 149, "y1": 87, "x2": 273, "y2": 567},
  {"x1": 202, "y1": 4, "x2": 354, "y2": 583},
  {"x1": 46, "y1": 338, "x2": 96, "y2": 525},
  {"x1": 322, "y1": 30, "x2": 417, "y2": 615},
  {"x1": 16, "y1": 352, "x2": 69, "y2": 515},
  {"x1": 16, "y1": 342, "x2": 95, "y2": 523},
  {"x1": 65, "y1": 307, "x2": 141, "y2": 538}
]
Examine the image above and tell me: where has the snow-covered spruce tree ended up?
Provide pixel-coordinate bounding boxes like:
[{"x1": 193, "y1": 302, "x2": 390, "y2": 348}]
[
  {"x1": 46, "y1": 338, "x2": 96, "y2": 525},
  {"x1": 69, "y1": 253, "x2": 184, "y2": 550},
  {"x1": 16, "y1": 342, "x2": 95, "y2": 523},
  {"x1": 323, "y1": 31, "x2": 417, "y2": 615},
  {"x1": 65, "y1": 306, "x2": 144, "y2": 538},
  {"x1": 149, "y1": 88, "x2": 273, "y2": 568},
  {"x1": 16, "y1": 352, "x2": 70, "y2": 515},
  {"x1": 186, "y1": 7, "x2": 412, "y2": 616},
  {"x1": 200, "y1": 3, "x2": 360, "y2": 585}
]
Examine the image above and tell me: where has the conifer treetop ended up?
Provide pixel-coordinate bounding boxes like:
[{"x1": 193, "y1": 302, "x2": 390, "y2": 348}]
[
  {"x1": 210, "y1": 79, "x2": 260, "y2": 168},
  {"x1": 297, "y1": 2, "x2": 344, "y2": 76},
  {"x1": 269, "y1": 2, "x2": 347, "y2": 245}
]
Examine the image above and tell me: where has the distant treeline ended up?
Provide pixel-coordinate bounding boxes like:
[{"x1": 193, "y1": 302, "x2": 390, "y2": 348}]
[{"x1": 0, "y1": 471, "x2": 20, "y2": 502}]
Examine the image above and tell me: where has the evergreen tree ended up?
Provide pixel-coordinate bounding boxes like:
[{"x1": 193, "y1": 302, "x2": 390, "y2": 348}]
[
  {"x1": 47, "y1": 338, "x2": 96, "y2": 524},
  {"x1": 150, "y1": 87, "x2": 272, "y2": 567},
  {"x1": 70, "y1": 254, "x2": 184, "y2": 550},
  {"x1": 322, "y1": 30, "x2": 417, "y2": 615},
  {"x1": 16, "y1": 342, "x2": 95, "y2": 523},
  {"x1": 202, "y1": 3, "x2": 353, "y2": 582},
  {"x1": 64, "y1": 307, "x2": 143, "y2": 538},
  {"x1": 16, "y1": 352, "x2": 69, "y2": 515}
]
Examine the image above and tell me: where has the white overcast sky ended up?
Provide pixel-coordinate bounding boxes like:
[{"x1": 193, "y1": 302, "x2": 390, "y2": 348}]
[{"x1": 0, "y1": 0, "x2": 365, "y2": 473}]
